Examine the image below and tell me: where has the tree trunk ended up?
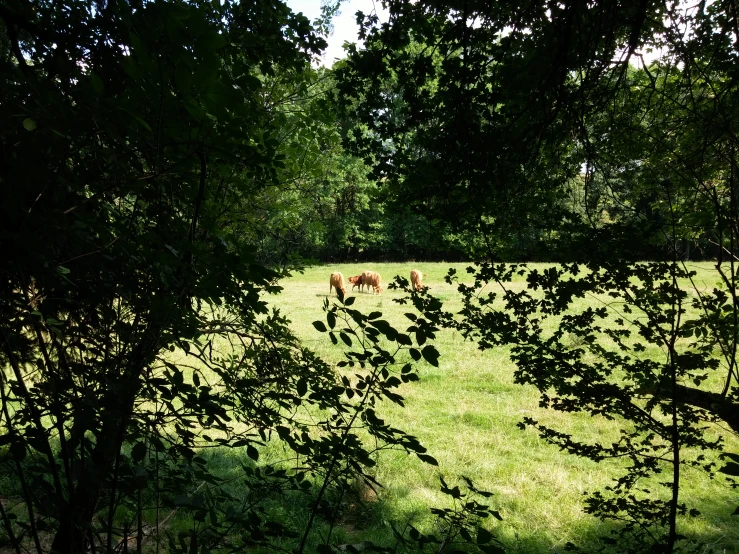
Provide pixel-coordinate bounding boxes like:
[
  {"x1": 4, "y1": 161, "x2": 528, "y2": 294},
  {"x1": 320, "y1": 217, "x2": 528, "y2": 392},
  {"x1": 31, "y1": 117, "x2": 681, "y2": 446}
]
[
  {"x1": 50, "y1": 365, "x2": 146, "y2": 553},
  {"x1": 646, "y1": 382, "x2": 739, "y2": 433}
]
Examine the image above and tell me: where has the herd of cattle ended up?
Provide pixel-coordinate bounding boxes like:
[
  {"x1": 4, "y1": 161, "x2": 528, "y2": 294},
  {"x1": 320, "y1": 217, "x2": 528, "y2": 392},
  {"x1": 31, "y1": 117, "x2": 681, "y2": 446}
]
[{"x1": 329, "y1": 269, "x2": 425, "y2": 297}]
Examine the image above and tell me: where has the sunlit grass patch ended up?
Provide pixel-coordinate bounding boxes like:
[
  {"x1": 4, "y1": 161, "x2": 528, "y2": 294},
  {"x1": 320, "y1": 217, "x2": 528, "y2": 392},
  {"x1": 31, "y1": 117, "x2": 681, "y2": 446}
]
[{"x1": 265, "y1": 261, "x2": 739, "y2": 553}]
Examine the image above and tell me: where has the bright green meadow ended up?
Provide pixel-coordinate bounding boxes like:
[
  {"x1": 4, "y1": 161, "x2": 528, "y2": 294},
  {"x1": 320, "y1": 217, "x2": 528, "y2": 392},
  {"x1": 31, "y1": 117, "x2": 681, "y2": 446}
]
[{"x1": 259, "y1": 262, "x2": 739, "y2": 553}]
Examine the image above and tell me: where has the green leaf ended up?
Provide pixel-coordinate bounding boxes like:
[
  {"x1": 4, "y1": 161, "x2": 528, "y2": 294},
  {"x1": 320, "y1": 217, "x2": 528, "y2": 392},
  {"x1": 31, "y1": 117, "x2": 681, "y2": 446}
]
[
  {"x1": 207, "y1": 32, "x2": 227, "y2": 50},
  {"x1": 344, "y1": 296, "x2": 356, "y2": 306},
  {"x1": 122, "y1": 57, "x2": 140, "y2": 79},
  {"x1": 171, "y1": 369, "x2": 184, "y2": 387},
  {"x1": 22, "y1": 118, "x2": 36, "y2": 131},
  {"x1": 396, "y1": 333, "x2": 412, "y2": 346},
  {"x1": 184, "y1": 98, "x2": 208, "y2": 121},
  {"x1": 409, "y1": 348, "x2": 421, "y2": 361},
  {"x1": 131, "y1": 441, "x2": 147, "y2": 463},
  {"x1": 340, "y1": 332, "x2": 352, "y2": 346},
  {"x1": 476, "y1": 527, "x2": 493, "y2": 544},
  {"x1": 421, "y1": 345, "x2": 440, "y2": 367},
  {"x1": 417, "y1": 453, "x2": 438, "y2": 466},
  {"x1": 246, "y1": 444, "x2": 259, "y2": 461},
  {"x1": 89, "y1": 72, "x2": 104, "y2": 95},
  {"x1": 10, "y1": 438, "x2": 26, "y2": 461},
  {"x1": 327, "y1": 311, "x2": 336, "y2": 329},
  {"x1": 132, "y1": 114, "x2": 152, "y2": 133},
  {"x1": 312, "y1": 321, "x2": 327, "y2": 332}
]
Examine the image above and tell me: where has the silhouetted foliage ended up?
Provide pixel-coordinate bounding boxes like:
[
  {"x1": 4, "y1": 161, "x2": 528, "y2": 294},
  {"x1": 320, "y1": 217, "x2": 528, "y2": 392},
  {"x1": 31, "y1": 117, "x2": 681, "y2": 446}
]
[
  {"x1": 342, "y1": 0, "x2": 739, "y2": 550},
  {"x1": 0, "y1": 1, "x2": 508, "y2": 552}
]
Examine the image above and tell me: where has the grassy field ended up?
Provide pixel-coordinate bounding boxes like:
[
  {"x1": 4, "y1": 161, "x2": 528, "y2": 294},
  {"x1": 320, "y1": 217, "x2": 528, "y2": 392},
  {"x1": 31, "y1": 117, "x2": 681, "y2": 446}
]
[{"x1": 264, "y1": 262, "x2": 739, "y2": 553}]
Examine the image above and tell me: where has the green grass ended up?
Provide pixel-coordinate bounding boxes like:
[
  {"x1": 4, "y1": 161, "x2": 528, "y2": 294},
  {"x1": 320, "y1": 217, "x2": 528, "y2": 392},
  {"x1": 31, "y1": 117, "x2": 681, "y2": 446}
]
[
  {"x1": 264, "y1": 262, "x2": 739, "y2": 553},
  {"x1": 6, "y1": 262, "x2": 735, "y2": 552}
]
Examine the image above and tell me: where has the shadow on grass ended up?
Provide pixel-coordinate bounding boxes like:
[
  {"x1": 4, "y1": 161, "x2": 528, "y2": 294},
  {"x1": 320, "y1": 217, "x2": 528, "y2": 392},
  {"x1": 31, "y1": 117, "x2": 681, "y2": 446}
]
[
  {"x1": 184, "y1": 445, "x2": 428, "y2": 553},
  {"x1": 168, "y1": 446, "x2": 739, "y2": 554},
  {"x1": 1, "y1": 444, "x2": 738, "y2": 553}
]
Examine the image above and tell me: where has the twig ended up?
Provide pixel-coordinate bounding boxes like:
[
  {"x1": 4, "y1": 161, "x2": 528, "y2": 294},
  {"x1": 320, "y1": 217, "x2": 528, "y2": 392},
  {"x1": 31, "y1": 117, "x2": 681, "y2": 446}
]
[
  {"x1": 708, "y1": 239, "x2": 739, "y2": 261},
  {"x1": 114, "y1": 481, "x2": 208, "y2": 552}
]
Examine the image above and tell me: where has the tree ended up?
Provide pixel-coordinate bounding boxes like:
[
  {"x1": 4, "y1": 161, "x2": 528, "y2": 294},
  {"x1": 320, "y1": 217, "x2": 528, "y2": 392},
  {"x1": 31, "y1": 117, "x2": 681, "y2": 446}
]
[
  {"x1": 0, "y1": 0, "x2": 326, "y2": 550},
  {"x1": 338, "y1": 0, "x2": 739, "y2": 550},
  {"x1": 0, "y1": 2, "x2": 507, "y2": 552},
  {"x1": 245, "y1": 64, "x2": 474, "y2": 264},
  {"x1": 336, "y1": 0, "x2": 663, "y2": 255}
]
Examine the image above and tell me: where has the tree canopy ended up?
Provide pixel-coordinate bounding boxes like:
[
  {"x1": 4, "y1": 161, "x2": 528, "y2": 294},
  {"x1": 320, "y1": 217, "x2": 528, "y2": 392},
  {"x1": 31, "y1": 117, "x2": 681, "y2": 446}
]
[{"x1": 337, "y1": 0, "x2": 739, "y2": 550}]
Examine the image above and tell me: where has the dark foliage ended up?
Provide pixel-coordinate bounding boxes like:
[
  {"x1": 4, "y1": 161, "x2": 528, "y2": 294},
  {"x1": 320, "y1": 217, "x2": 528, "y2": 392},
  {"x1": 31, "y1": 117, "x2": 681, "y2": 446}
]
[
  {"x1": 340, "y1": 0, "x2": 739, "y2": 550},
  {"x1": 1, "y1": 1, "x2": 506, "y2": 552}
]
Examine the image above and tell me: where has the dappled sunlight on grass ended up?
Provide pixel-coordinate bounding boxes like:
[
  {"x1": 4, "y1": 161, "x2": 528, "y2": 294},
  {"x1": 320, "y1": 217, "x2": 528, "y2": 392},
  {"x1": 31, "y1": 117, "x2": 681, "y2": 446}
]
[{"x1": 265, "y1": 262, "x2": 739, "y2": 553}]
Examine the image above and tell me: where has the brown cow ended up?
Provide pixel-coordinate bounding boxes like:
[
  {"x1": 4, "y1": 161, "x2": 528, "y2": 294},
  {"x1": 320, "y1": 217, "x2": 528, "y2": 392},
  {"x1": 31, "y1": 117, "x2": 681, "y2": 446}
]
[
  {"x1": 410, "y1": 269, "x2": 425, "y2": 291},
  {"x1": 361, "y1": 270, "x2": 382, "y2": 294},
  {"x1": 348, "y1": 275, "x2": 363, "y2": 292},
  {"x1": 329, "y1": 272, "x2": 346, "y2": 298}
]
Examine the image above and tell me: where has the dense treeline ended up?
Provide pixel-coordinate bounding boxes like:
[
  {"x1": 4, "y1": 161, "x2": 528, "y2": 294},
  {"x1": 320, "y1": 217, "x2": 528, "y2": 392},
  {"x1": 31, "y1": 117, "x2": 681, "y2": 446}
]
[
  {"x1": 245, "y1": 59, "x2": 724, "y2": 263},
  {"x1": 244, "y1": 66, "x2": 477, "y2": 264}
]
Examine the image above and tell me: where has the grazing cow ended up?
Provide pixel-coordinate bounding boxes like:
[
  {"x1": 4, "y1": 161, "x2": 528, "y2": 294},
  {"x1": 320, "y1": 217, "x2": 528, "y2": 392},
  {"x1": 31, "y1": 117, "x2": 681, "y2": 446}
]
[
  {"x1": 348, "y1": 275, "x2": 363, "y2": 292},
  {"x1": 410, "y1": 269, "x2": 424, "y2": 291},
  {"x1": 361, "y1": 270, "x2": 382, "y2": 294},
  {"x1": 329, "y1": 272, "x2": 346, "y2": 298}
]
